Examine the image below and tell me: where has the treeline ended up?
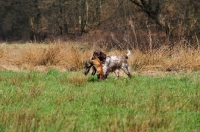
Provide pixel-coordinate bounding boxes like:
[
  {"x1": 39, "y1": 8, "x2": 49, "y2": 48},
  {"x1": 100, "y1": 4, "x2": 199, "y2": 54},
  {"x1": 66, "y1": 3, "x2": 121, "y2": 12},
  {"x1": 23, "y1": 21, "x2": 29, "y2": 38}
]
[{"x1": 0, "y1": 0, "x2": 200, "y2": 49}]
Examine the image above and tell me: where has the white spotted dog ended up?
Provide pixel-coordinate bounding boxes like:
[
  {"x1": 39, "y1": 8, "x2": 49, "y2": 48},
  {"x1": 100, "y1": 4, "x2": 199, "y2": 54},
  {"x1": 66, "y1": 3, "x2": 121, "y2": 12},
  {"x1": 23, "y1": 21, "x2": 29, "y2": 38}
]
[{"x1": 92, "y1": 49, "x2": 132, "y2": 79}]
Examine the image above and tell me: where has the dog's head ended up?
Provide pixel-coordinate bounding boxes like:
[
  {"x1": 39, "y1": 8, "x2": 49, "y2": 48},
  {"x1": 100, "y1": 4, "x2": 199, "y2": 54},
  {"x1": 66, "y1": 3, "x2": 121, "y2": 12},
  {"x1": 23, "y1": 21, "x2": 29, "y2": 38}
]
[
  {"x1": 92, "y1": 50, "x2": 106, "y2": 63},
  {"x1": 84, "y1": 59, "x2": 93, "y2": 75}
]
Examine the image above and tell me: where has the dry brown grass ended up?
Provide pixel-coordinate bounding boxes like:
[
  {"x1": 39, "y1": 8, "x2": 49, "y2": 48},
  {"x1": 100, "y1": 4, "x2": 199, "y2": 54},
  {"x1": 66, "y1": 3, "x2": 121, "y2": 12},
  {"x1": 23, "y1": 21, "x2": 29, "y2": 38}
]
[
  {"x1": 129, "y1": 46, "x2": 200, "y2": 73},
  {"x1": 0, "y1": 42, "x2": 199, "y2": 73},
  {"x1": 0, "y1": 44, "x2": 10, "y2": 61},
  {"x1": 0, "y1": 42, "x2": 94, "y2": 71},
  {"x1": 167, "y1": 46, "x2": 200, "y2": 71}
]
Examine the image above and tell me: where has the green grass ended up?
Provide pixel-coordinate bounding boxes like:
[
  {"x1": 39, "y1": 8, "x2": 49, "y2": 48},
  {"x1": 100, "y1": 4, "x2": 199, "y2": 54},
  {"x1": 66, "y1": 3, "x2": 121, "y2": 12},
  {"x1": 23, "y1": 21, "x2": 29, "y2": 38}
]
[{"x1": 0, "y1": 69, "x2": 199, "y2": 132}]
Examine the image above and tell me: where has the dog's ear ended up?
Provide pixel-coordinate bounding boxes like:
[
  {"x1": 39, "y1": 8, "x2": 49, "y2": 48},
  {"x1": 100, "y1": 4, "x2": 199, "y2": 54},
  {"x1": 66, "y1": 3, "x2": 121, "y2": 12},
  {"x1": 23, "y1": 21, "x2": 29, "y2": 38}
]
[
  {"x1": 92, "y1": 50, "x2": 106, "y2": 63},
  {"x1": 100, "y1": 51, "x2": 106, "y2": 63}
]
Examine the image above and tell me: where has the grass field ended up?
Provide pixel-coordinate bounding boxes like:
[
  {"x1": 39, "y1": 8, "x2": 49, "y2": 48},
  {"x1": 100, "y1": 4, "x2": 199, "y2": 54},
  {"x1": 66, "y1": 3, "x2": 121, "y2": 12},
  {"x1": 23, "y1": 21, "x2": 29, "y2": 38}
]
[
  {"x1": 0, "y1": 42, "x2": 200, "y2": 131},
  {"x1": 0, "y1": 69, "x2": 199, "y2": 132}
]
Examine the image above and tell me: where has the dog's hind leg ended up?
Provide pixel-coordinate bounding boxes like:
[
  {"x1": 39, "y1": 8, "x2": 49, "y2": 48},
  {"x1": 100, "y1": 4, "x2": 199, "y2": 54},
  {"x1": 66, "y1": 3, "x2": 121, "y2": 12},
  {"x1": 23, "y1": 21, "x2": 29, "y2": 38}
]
[
  {"x1": 114, "y1": 69, "x2": 120, "y2": 79},
  {"x1": 121, "y1": 64, "x2": 132, "y2": 78}
]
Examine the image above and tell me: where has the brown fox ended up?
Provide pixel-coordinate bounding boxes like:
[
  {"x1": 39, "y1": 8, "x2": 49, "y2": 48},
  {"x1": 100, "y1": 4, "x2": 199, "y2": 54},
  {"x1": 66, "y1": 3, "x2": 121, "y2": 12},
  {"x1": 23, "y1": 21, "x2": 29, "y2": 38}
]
[{"x1": 84, "y1": 58, "x2": 104, "y2": 80}]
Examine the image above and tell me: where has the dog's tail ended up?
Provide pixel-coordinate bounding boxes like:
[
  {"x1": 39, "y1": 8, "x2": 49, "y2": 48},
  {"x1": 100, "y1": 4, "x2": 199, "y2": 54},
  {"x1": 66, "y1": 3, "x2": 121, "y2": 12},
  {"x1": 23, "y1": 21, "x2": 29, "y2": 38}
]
[{"x1": 125, "y1": 49, "x2": 131, "y2": 59}]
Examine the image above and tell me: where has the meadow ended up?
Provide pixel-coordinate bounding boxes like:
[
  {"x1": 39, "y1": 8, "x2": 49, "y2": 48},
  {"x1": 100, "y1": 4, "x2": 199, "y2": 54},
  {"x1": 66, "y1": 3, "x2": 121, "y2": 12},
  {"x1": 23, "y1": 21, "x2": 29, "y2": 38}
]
[{"x1": 0, "y1": 42, "x2": 200, "y2": 131}]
